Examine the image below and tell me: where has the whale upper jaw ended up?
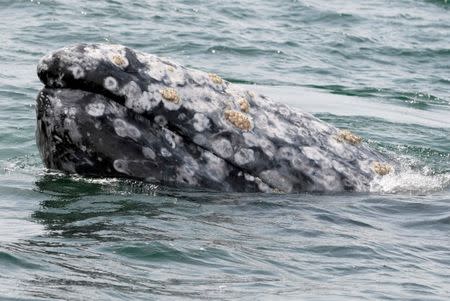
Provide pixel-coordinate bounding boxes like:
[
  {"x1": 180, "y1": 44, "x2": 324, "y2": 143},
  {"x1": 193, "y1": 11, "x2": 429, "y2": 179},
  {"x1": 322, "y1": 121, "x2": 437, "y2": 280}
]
[{"x1": 36, "y1": 43, "x2": 392, "y2": 193}]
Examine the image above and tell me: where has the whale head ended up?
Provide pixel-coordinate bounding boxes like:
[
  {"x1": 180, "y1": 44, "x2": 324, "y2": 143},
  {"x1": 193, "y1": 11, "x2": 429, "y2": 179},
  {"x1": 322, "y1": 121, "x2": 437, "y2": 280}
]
[{"x1": 36, "y1": 43, "x2": 392, "y2": 193}]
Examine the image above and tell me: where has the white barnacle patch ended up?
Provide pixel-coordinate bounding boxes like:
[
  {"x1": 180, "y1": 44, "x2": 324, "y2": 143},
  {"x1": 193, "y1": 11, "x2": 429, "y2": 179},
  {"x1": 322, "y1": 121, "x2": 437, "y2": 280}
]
[
  {"x1": 142, "y1": 146, "x2": 156, "y2": 160},
  {"x1": 109, "y1": 52, "x2": 129, "y2": 68},
  {"x1": 208, "y1": 73, "x2": 223, "y2": 85},
  {"x1": 373, "y1": 162, "x2": 392, "y2": 176},
  {"x1": 192, "y1": 113, "x2": 210, "y2": 132},
  {"x1": 259, "y1": 170, "x2": 293, "y2": 193},
  {"x1": 104, "y1": 76, "x2": 118, "y2": 91},
  {"x1": 212, "y1": 138, "x2": 233, "y2": 159},
  {"x1": 234, "y1": 148, "x2": 255, "y2": 165},
  {"x1": 160, "y1": 88, "x2": 182, "y2": 111},
  {"x1": 113, "y1": 159, "x2": 128, "y2": 174},
  {"x1": 160, "y1": 147, "x2": 172, "y2": 157},
  {"x1": 68, "y1": 64, "x2": 85, "y2": 79},
  {"x1": 85, "y1": 102, "x2": 105, "y2": 117},
  {"x1": 224, "y1": 110, "x2": 253, "y2": 131}
]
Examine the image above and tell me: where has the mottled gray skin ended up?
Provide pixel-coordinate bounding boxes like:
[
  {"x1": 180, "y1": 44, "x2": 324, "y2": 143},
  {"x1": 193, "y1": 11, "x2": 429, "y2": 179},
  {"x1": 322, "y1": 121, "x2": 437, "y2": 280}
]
[{"x1": 36, "y1": 43, "x2": 391, "y2": 192}]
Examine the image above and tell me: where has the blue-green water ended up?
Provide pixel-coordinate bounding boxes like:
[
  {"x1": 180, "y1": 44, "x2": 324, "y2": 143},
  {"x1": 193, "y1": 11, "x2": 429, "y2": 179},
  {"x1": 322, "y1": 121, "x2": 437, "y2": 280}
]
[{"x1": 1, "y1": 0, "x2": 449, "y2": 300}]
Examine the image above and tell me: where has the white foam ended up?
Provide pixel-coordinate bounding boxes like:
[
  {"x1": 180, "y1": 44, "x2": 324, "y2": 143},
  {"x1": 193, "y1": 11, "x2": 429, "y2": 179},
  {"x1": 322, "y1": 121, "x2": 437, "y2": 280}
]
[{"x1": 370, "y1": 169, "x2": 450, "y2": 194}]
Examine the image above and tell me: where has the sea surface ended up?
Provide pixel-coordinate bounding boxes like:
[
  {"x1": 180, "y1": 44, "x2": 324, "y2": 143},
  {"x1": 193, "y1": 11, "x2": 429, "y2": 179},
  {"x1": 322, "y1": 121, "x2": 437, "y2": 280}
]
[{"x1": 0, "y1": 0, "x2": 449, "y2": 300}]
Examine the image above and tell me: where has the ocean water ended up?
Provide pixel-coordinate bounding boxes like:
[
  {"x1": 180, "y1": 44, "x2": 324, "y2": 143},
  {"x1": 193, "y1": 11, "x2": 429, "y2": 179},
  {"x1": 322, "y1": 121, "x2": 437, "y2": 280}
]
[{"x1": 0, "y1": 0, "x2": 449, "y2": 300}]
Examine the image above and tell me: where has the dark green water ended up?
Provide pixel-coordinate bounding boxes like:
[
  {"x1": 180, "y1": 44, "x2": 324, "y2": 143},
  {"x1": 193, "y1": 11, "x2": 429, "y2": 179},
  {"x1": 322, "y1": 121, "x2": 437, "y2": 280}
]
[{"x1": 0, "y1": 0, "x2": 449, "y2": 300}]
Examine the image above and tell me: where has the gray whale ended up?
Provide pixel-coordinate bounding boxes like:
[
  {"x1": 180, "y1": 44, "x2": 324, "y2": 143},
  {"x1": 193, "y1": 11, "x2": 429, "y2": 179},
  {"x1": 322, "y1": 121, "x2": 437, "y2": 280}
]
[{"x1": 36, "y1": 43, "x2": 392, "y2": 192}]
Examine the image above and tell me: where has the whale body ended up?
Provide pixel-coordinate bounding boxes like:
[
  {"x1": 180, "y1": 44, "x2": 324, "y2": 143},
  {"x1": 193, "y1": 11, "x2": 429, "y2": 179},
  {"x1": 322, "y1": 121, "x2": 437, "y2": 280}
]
[{"x1": 36, "y1": 43, "x2": 392, "y2": 193}]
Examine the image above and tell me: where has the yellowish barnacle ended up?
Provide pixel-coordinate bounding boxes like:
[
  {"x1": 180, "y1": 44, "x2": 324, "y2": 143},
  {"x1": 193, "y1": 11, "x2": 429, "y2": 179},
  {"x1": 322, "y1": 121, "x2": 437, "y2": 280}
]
[
  {"x1": 208, "y1": 73, "x2": 223, "y2": 84},
  {"x1": 160, "y1": 88, "x2": 180, "y2": 103},
  {"x1": 112, "y1": 54, "x2": 126, "y2": 66},
  {"x1": 373, "y1": 162, "x2": 392, "y2": 176},
  {"x1": 238, "y1": 97, "x2": 250, "y2": 113},
  {"x1": 224, "y1": 110, "x2": 252, "y2": 131},
  {"x1": 167, "y1": 66, "x2": 175, "y2": 72},
  {"x1": 337, "y1": 129, "x2": 362, "y2": 145}
]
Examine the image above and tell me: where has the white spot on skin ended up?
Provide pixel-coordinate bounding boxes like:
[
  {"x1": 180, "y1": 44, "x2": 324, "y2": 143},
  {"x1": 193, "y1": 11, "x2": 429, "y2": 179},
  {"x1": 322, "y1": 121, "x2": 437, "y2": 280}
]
[
  {"x1": 302, "y1": 147, "x2": 327, "y2": 162},
  {"x1": 193, "y1": 134, "x2": 207, "y2": 146},
  {"x1": 176, "y1": 155, "x2": 199, "y2": 185},
  {"x1": 86, "y1": 102, "x2": 105, "y2": 117},
  {"x1": 259, "y1": 170, "x2": 293, "y2": 193},
  {"x1": 164, "y1": 129, "x2": 176, "y2": 149},
  {"x1": 260, "y1": 139, "x2": 275, "y2": 158},
  {"x1": 242, "y1": 133, "x2": 275, "y2": 158},
  {"x1": 278, "y1": 147, "x2": 298, "y2": 161},
  {"x1": 244, "y1": 174, "x2": 255, "y2": 181},
  {"x1": 254, "y1": 114, "x2": 268, "y2": 129},
  {"x1": 212, "y1": 138, "x2": 233, "y2": 159},
  {"x1": 160, "y1": 147, "x2": 172, "y2": 157},
  {"x1": 109, "y1": 53, "x2": 129, "y2": 68},
  {"x1": 68, "y1": 64, "x2": 84, "y2": 79},
  {"x1": 203, "y1": 152, "x2": 228, "y2": 181},
  {"x1": 192, "y1": 113, "x2": 210, "y2": 132},
  {"x1": 113, "y1": 118, "x2": 141, "y2": 140},
  {"x1": 243, "y1": 132, "x2": 259, "y2": 147},
  {"x1": 142, "y1": 147, "x2": 156, "y2": 160},
  {"x1": 104, "y1": 76, "x2": 118, "y2": 91},
  {"x1": 122, "y1": 81, "x2": 145, "y2": 112},
  {"x1": 277, "y1": 105, "x2": 291, "y2": 118},
  {"x1": 113, "y1": 159, "x2": 128, "y2": 174},
  {"x1": 256, "y1": 178, "x2": 272, "y2": 193},
  {"x1": 38, "y1": 63, "x2": 48, "y2": 72},
  {"x1": 113, "y1": 119, "x2": 128, "y2": 137},
  {"x1": 234, "y1": 148, "x2": 255, "y2": 165},
  {"x1": 127, "y1": 125, "x2": 141, "y2": 139},
  {"x1": 154, "y1": 115, "x2": 167, "y2": 127}
]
